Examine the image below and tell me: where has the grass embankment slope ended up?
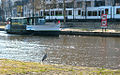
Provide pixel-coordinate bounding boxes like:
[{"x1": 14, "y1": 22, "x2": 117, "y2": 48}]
[{"x1": 0, "y1": 59, "x2": 120, "y2": 75}]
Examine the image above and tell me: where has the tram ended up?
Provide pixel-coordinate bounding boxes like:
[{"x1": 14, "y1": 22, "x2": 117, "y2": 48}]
[{"x1": 38, "y1": 6, "x2": 120, "y2": 21}]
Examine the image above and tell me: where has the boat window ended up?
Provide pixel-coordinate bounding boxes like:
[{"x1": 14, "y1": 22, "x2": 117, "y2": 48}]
[
  {"x1": 27, "y1": 19, "x2": 33, "y2": 25},
  {"x1": 35, "y1": 18, "x2": 45, "y2": 25},
  {"x1": 11, "y1": 19, "x2": 27, "y2": 25}
]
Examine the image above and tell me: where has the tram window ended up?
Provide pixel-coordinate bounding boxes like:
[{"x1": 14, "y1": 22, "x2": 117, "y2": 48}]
[
  {"x1": 82, "y1": 11, "x2": 84, "y2": 16},
  {"x1": 93, "y1": 11, "x2": 97, "y2": 16},
  {"x1": 51, "y1": 11, "x2": 54, "y2": 16},
  {"x1": 55, "y1": 11, "x2": 62, "y2": 16},
  {"x1": 58, "y1": 11, "x2": 62, "y2": 16},
  {"x1": 116, "y1": 8, "x2": 120, "y2": 14},
  {"x1": 88, "y1": 11, "x2": 92, "y2": 16},
  {"x1": 55, "y1": 11, "x2": 59, "y2": 16},
  {"x1": 40, "y1": 11, "x2": 43, "y2": 16},
  {"x1": 98, "y1": 11, "x2": 101, "y2": 16},
  {"x1": 105, "y1": 9, "x2": 109, "y2": 14},
  {"x1": 45, "y1": 11, "x2": 49, "y2": 16},
  {"x1": 68, "y1": 10, "x2": 72, "y2": 15},
  {"x1": 78, "y1": 10, "x2": 81, "y2": 15},
  {"x1": 102, "y1": 10, "x2": 104, "y2": 15}
]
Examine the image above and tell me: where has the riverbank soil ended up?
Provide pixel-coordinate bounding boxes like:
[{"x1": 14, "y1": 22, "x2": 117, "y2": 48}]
[{"x1": 0, "y1": 59, "x2": 120, "y2": 75}]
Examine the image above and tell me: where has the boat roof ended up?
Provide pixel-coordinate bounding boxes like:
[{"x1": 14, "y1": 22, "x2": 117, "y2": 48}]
[
  {"x1": 8, "y1": 16, "x2": 45, "y2": 20},
  {"x1": 10, "y1": 17, "x2": 26, "y2": 19},
  {"x1": 25, "y1": 16, "x2": 45, "y2": 19}
]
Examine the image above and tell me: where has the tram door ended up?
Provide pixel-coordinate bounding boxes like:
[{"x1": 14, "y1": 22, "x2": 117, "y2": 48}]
[
  {"x1": 98, "y1": 9, "x2": 105, "y2": 19},
  {"x1": 99, "y1": 9, "x2": 105, "y2": 16}
]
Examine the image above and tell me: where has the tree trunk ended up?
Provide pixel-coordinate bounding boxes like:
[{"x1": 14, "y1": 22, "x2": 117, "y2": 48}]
[
  {"x1": 43, "y1": 0, "x2": 45, "y2": 18},
  {"x1": 63, "y1": 0, "x2": 66, "y2": 23}
]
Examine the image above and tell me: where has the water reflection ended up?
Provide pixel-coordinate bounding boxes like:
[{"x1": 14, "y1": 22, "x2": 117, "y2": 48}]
[{"x1": 0, "y1": 31, "x2": 120, "y2": 69}]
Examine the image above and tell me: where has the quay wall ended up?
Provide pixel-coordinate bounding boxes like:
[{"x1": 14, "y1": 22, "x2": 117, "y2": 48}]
[{"x1": 61, "y1": 22, "x2": 120, "y2": 29}]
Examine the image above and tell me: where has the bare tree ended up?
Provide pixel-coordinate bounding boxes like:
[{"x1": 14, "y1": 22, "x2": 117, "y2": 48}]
[
  {"x1": 33, "y1": 0, "x2": 46, "y2": 17},
  {"x1": 51, "y1": 0, "x2": 57, "y2": 9},
  {"x1": 63, "y1": 0, "x2": 66, "y2": 23},
  {"x1": 1, "y1": 0, "x2": 12, "y2": 18},
  {"x1": 84, "y1": 0, "x2": 87, "y2": 19},
  {"x1": 72, "y1": 0, "x2": 75, "y2": 20},
  {"x1": 29, "y1": 0, "x2": 42, "y2": 17},
  {"x1": 34, "y1": 0, "x2": 57, "y2": 17}
]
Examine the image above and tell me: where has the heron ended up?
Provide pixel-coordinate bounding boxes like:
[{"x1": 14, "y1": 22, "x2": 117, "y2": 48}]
[{"x1": 41, "y1": 53, "x2": 47, "y2": 62}]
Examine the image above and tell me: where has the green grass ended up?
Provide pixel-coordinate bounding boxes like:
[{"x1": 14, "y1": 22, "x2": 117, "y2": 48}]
[{"x1": 0, "y1": 59, "x2": 120, "y2": 75}]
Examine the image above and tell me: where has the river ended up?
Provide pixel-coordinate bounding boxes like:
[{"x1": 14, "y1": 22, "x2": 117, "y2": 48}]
[{"x1": 0, "y1": 31, "x2": 120, "y2": 69}]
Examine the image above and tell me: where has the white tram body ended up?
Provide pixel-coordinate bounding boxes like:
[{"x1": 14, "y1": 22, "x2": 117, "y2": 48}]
[{"x1": 39, "y1": 6, "x2": 120, "y2": 20}]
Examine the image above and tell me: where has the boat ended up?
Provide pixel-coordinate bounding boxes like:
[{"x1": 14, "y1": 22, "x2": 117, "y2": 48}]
[{"x1": 5, "y1": 17, "x2": 61, "y2": 36}]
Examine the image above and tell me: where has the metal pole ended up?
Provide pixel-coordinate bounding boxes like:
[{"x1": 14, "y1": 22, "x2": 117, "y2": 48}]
[
  {"x1": 73, "y1": 0, "x2": 75, "y2": 20},
  {"x1": 113, "y1": 0, "x2": 116, "y2": 20}
]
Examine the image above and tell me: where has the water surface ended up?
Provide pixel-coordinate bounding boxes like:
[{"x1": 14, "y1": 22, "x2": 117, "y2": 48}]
[{"x1": 0, "y1": 31, "x2": 120, "y2": 69}]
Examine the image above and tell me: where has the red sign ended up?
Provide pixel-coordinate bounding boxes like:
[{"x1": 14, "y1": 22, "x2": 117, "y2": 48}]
[{"x1": 101, "y1": 14, "x2": 107, "y2": 28}]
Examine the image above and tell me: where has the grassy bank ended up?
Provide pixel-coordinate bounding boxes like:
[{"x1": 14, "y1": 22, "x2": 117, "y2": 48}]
[{"x1": 0, "y1": 59, "x2": 120, "y2": 75}]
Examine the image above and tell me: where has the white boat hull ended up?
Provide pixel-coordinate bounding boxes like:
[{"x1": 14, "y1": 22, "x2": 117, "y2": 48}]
[
  {"x1": 5, "y1": 23, "x2": 61, "y2": 36},
  {"x1": 26, "y1": 23, "x2": 61, "y2": 31}
]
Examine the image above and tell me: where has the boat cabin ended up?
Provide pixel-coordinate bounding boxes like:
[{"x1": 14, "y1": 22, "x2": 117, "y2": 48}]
[
  {"x1": 25, "y1": 17, "x2": 46, "y2": 25},
  {"x1": 5, "y1": 17, "x2": 60, "y2": 36},
  {"x1": 7, "y1": 17, "x2": 46, "y2": 25}
]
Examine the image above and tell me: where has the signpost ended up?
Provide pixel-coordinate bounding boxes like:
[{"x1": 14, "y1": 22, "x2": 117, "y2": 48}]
[{"x1": 101, "y1": 14, "x2": 107, "y2": 32}]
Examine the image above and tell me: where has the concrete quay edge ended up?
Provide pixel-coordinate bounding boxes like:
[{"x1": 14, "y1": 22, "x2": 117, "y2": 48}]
[{"x1": 61, "y1": 28, "x2": 120, "y2": 37}]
